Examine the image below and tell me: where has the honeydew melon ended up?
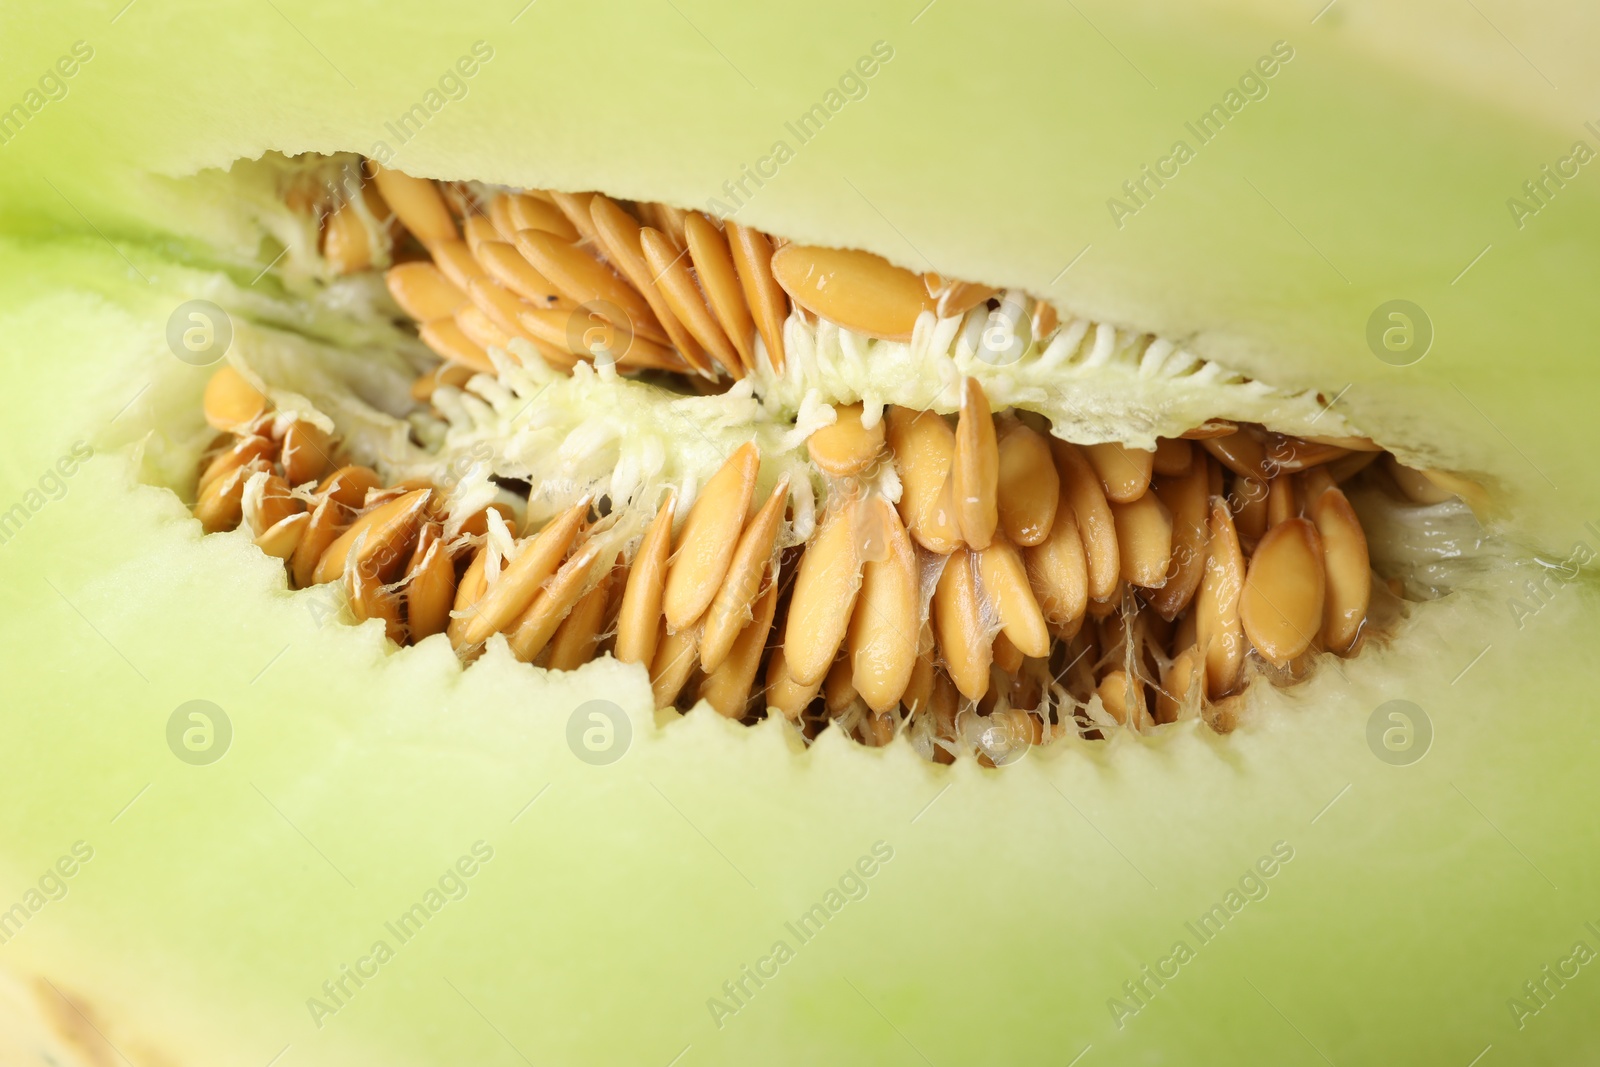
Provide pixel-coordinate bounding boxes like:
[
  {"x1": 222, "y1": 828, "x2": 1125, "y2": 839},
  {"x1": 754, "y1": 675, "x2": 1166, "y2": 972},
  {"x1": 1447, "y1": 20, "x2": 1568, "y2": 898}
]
[{"x1": 1, "y1": 2, "x2": 1598, "y2": 1065}]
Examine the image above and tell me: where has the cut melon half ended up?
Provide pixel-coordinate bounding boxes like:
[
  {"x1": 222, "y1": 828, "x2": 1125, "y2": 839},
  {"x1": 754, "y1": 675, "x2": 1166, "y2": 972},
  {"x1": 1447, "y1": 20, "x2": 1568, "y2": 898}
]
[{"x1": 2, "y1": 3, "x2": 1598, "y2": 1066}]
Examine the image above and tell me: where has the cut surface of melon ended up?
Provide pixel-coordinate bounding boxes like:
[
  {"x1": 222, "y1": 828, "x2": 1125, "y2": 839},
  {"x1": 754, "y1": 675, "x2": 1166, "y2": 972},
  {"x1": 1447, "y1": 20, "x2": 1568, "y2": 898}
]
[{"x1": 2, "y1": 2, "x2": 1599, "y2": 1065}]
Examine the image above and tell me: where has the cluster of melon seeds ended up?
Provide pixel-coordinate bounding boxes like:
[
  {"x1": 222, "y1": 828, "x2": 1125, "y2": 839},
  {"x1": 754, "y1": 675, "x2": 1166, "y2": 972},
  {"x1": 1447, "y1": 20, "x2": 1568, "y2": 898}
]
[{"x1": 189, "y1": 158, "x2": 1488, "y2": 760}]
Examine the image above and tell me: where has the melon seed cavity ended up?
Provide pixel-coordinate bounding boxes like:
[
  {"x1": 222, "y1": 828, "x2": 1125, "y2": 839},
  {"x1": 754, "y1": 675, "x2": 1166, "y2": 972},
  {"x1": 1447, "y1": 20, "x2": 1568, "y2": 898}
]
[{"x1": 188, "y1": 156, "x2": 1487, "y2": 763}]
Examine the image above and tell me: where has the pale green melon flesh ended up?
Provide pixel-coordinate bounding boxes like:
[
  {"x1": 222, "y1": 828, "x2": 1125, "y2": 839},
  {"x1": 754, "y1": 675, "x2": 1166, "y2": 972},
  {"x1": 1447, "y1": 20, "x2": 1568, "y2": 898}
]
[{"x1": 2, "y1": 2, "x2": 1599, "y2": 1065}]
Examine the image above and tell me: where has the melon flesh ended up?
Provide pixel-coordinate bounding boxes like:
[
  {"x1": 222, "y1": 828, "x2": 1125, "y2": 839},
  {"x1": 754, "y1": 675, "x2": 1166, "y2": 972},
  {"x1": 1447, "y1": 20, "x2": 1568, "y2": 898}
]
[{"x1": 2, "y1": 2, "x2": 1599, "y2": 1065}]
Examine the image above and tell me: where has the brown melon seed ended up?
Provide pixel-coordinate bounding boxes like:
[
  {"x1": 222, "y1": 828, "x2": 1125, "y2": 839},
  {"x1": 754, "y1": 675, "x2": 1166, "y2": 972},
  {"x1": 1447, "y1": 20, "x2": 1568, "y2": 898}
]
[
  {"x1": 996, "y1": 419, "x2": 1059, "y2": 547},
  {"x1": 1146, "y1": 459, "x2": 1210, "y2": 620},
  {"x1": 885, "y1": 407, "x2": 961, "y2": 554},
  {"x1": 194, "y1": 465, "x2": 256, "y2": 533},
  {"x1": 474, "y1": 240, "x2": 570, "y2": 309},
  {"x1": 858, "y1": 711, "x2": 896, "y2": 748},
  {"x1": 953, "y1": 377, "x2": 999, "y2": 550},
  {"x1": 546, "y1": 190, "x2": 599, "y2": 243},
  {"x1": 282, "y1": 420, "x2": 334, "y2": 487},
  {"x1": 516, "y1": 306, "x2": 673, "y2": 370},
  {"x1": 700, "y1": 578, "x2": 779, "y2": 718},
  {"x1": 935, "y1": 280, "x2": 999, "y2": 320},
  {"x1": 468, "y1": 277, "x2": 540, "y2": 342},
  {"x1": 725, "y1": 221, "x2": 788, "y2": 370},
  {"x1": 455, "y1": 305, "x2": 515, "y2": 354},
  {"x1": 977, "y1": 536, "x2": 1051, "y2": 659},
  {"x1": 662, "y1": 442, "x2": 760, "y2": 632},
  {"x1": 1195, "y1": 501, "x2": 1247, "y2": 699},
  {"x1": 1024, "y1": 507, "x2": 1088, "y2": 629},
  {"x1": 846, "y1": 497, "x2": 920, "y2": 713},
  {"x1": 313, "y1": 488, "x2": 433, "y2": 586},
  {"x1": 1261, "y1": 435, "x2": 1349, "y2": 474},
  {"x1": 639, "y1": 226, "x2": 743, "y2": 377},
  {"x1": 932, "y1": 547, "x2": 992, "y2": 700},
  {"x1": 505, "y1": 192, "x2": 580, "y2": 241},
  {"x1": 322, "y1": 197, "x2": 377, "y2": 275},
  {"x1": 1156, "y1": 648, "x2": 1200, "y2": 724},
  {"x1": 1181, "y1": 420, "x2": 1239, "y2": 441},
  {"x1": 405, "y1": 533, "x2": 457, "y2": 643},
  {"x1": 506, "y1": 543, "x2": 603, "y2": 662},
  {"x1": 290, "y1": 497, "x2": 345, "y2": 589},
  {"x1": 419, "y1": 317, "x2": 494, "y2": 373},
  {"x1": 1151, "y1": 437, "x2": 1192, "y2": 478},
  {"x1": 198, "y1": 435, "x2": 275, "y2": 495},
  {"x1": 765, "y1": 645, "x2": 823, "y2": 721},
  {"x1": 203, "y1": 366, "x2": 268, "y2": 431},
  {"x1": 452, "y1": 503, "x2": 516, "y2": 540},
  {"x1": 823, "y1": 655, "x2": 858, "y2": 716},
  {"x1": 462, "y1": 214, "x2": 500, "y2": 254},
  {"x1": 1030, "y1": 299, "x2": 1059, "y2": 343},
  {"x1": 1083, "y1": 441, "x2": 1154, "y2": 504},
  {"x1": 901, "y1": 640, "x2": 936, "y2": 716},
  {"x1": 1232, "y1": 476, "x2": 1269, "y2": 547},
  {"x1": 1385, "y1": 456, "x2": 1455, "y2": 505},
  {"x1": 487, "y1": 193, "x2": 517, "y2": 241},
  {"x1": 991, "y1": 630, "x2": 1024, "y2": 675},
  {"x1": 516, "y1": 229, "x2": 668, "y2": 347},
  {"x1": 410, "y1": 361, "x2": 475, "y2": 403},
  {"x1": 1239, "y1": 517, "x2": 1326, "y2": 668},
  {"x1": 1266, "y1": 476, "x2": 1296, "y2": 528},
  {"x1": 783, "y1": 503, "x2": 864, "y2": 687},
  {"x1": 459, "y1": 497, "x2": 589, "y2": 645},
  {"x1": 546, "y1": 562, "x2": 619, "y2": 672},
  {"x1": 316, "y1": 466, "x2": 382, "y2": 512},
  {"x1": 255, "y1": 511, "x2": 310, "y2": 560},
  {"x1": 1297, "y1": 466, "x2": 1338, "y2": 508},
  {"x1": 769, "y1": 244, "x2": 934, "y2": 342},
  {"x1": 649, "y1": 622, "x2": 700, "y2": 708},
  {"x1": 1051, "y1": 440, "x2": 1121, "y2": 601},
  {"x1": 429, "y1": 238, "x2": 488, "y2": 291},
  {"x1": 1110, "y1": 491, "x2": 1173, "y2": 589},
  {"x1": 446, "y1": 546, "x2": 492, "y2": 648},
  {"x1": 1311, "y1": 487, "x2": 1370, "y2": 655},
  {"x1": 1200, "y1": 430, "x2": 1270, "y2": 480},
  {"x1": 684, "y1": 212, "x2": 757, "y2": 372},
  {"x1": 700, "y1": 476, "x2": 789, "y2": 673},
  {"x1": 807, "y1": 403, "x2": 887, "y2": 477},
  {"x1": 614, "y1": 492, "x2": 677, "y2": 667},
  {"x1": 1097, "y1": 670, "x2": 1153, "y2": 730},
  {"x1": 248, "y1": 472, "x2": 302, "y2": 533},
  {"x1": 371, "y1": 167, "x2": 457, "y2": 243},
  {"x1": 588, "y1": 195, "x2": 709, "y2": 374},
  {"x1": 348, "y1": 564, "x2": 405, "y2": 645}
]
